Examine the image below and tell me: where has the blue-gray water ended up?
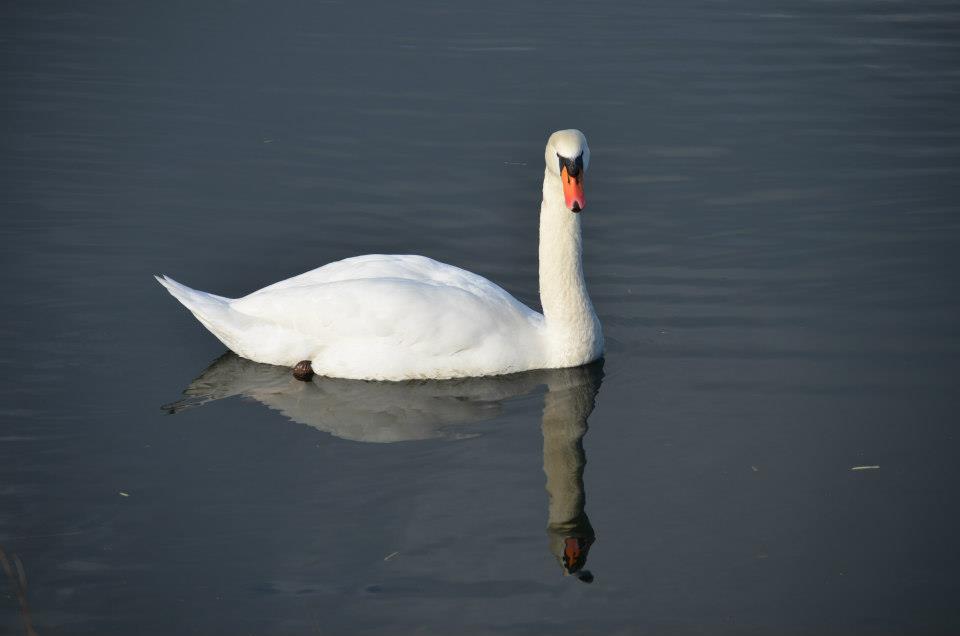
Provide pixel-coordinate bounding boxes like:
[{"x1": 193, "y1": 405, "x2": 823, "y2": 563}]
[{"x1": 2, "y1": 1, "x2": 959, "y2": 634}]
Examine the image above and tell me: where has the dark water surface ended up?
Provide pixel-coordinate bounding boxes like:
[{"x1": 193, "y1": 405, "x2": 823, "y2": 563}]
[{"x1": 3, "y1": 1, "x2": 960, "y2": 634}]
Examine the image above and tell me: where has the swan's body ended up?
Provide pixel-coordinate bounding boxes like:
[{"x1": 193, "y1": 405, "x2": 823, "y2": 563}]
[
  {"x1": 157, "y1": 130, "x2": 602, "y2": 381},
  {"x1": 158, "y1": 254, "x2": 550, "y2": 379}
]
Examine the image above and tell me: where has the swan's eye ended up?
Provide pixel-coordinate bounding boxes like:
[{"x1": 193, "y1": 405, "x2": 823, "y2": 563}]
[{"x1": 557, "y1": 153, "x2": 583, "y2": 179}]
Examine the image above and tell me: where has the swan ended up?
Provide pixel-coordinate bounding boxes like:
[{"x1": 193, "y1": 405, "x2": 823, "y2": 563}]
[{"x1": 156, "y1": 129, "x2": 602, "y2": 381}]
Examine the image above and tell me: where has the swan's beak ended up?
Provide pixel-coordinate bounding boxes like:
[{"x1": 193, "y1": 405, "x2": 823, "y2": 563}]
[{"x1": 560, "y1": 164, "x2": 585, "y2": 213}]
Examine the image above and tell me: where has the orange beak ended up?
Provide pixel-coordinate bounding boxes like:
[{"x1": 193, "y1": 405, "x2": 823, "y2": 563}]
[{"x1": 560, "y1": 165, "x2": 585, "y2": 213}]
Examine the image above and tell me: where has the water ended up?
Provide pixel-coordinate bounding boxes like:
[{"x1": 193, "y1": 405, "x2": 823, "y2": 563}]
[{"x1": 2, "y1": 1, "x2": 960, "y2": 633}]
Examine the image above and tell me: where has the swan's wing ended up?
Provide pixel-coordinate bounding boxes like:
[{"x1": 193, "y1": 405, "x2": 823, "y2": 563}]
[
  {"x1": 234, "y1": 254, "x2": 541, "y2": 344},
  {"x1": 224, "y1": 255, "x2": 545, "y2": 378},
  {"x1": 232, "y1": 275, "x2": 539, "y2": 352},
  {"x1": 249, "y1": 254, "x2": 516, "y2": 301}
]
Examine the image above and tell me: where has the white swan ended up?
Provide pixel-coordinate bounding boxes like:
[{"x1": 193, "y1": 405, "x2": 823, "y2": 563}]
[{"x1": 156, "y1": 129, "x2": 602, "y2": 381}]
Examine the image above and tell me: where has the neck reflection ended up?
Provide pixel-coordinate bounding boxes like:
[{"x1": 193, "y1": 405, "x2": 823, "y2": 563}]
[{"x1": 540, "y1": 362, "x2": 602, "y2": 583}]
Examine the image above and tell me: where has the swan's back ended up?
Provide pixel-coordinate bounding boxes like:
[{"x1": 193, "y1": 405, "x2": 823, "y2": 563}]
[{"x1": 249, "y1": 255, "x2": 520, "y2": 302}]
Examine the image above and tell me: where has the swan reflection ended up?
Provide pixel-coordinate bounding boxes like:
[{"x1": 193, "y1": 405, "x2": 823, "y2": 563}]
[{"x1": 165, "y1": 353, "x2": 602, "y2": 578}]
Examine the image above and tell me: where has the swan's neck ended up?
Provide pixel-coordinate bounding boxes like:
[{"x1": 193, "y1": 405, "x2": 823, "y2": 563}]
[{"x1": 539, "y1": 170, "x2": 603, "y2": 367}]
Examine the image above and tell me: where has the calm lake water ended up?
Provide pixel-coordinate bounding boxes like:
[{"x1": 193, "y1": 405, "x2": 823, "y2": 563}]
[{"x1": 3, "y1": 1, "x2": 960, "y2": 634}]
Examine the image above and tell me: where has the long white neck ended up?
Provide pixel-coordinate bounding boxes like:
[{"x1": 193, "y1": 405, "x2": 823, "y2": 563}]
[{"x1": 538, "y1": 170, "x2": 603, "y2": 367}]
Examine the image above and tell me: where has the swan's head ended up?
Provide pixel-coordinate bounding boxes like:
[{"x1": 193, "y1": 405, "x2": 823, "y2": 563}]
[{"x1": 545, "y1": 129, "x2": 590, "y2": 213}]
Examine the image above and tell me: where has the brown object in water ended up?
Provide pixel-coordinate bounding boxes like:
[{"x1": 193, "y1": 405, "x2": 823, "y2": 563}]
[{"x1": 292, "y1": 360, "x2": 314, "y2": 381}]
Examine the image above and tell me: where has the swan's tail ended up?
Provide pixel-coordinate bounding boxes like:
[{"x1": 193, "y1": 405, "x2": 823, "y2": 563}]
[{"x1": 155, "y1": 275, "x2": 246, "y2": 352}]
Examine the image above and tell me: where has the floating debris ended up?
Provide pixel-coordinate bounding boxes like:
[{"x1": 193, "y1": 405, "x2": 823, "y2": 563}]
[
  {"x1": 118, "y1": 491, "x2": 130, "y2": 497},
  {"x1": 851, "y1": 465, "x2": 879, "y2": 471},
  {"x1": 383, "y1": 551, "x2": 400, "y2": 562}
]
